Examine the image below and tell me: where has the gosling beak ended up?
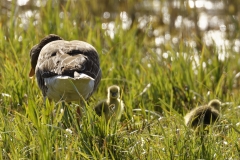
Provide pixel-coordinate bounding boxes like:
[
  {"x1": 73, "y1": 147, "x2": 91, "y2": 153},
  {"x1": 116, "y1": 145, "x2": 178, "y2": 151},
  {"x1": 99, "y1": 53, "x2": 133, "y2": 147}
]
[{"x1": 111, "y1": 92, "x2": 118, "y2": 98}]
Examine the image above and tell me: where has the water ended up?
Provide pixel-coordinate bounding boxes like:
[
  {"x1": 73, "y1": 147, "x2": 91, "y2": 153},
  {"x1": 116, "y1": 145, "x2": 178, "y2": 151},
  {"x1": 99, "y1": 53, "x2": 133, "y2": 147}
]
[{"x1": 1, "y1": 0, "x2": 238, "y2": 62}]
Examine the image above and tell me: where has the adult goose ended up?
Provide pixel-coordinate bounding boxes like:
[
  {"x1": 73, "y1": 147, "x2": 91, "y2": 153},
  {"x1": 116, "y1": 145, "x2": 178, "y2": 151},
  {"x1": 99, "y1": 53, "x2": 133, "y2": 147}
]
[
  {"x1": 29, "y1": 34, "x2": 102, "y2": 102},
  {"x1": 184, "y1": 99, "x2": 221, "y2": 129},
  {"x1": 94, "y1": 85, "x2": 124, "y2": 122}
]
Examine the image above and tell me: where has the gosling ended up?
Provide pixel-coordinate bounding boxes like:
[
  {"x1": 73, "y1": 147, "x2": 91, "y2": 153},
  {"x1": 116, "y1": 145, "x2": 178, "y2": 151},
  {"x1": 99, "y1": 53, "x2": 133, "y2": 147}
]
[
  {"x1": 94, "y1": 85, "x2": 124, "y2": 122},
  {"x1": 184, "y1": 99, "x2": 221, "y2": 129}
]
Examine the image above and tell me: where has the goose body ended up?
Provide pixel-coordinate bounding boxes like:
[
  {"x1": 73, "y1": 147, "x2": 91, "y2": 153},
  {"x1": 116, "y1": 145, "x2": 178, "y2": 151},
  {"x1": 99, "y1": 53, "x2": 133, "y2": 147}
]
[
  {"x1": 94, "y1": 85, "x2": 124, "y2": 122},
  {"x1": 29, "y1": 34, "x2": 101, "y2": 102},
  {"x1": 184, "y1": 99, "x2": 221, "y2": 128}
]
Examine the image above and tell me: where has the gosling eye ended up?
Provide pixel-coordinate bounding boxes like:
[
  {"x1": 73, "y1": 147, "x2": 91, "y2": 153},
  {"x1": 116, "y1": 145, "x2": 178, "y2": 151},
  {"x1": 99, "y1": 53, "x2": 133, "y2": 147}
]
[{"x1": 111, "y1": 91, "x2": 118, "y2": 97}]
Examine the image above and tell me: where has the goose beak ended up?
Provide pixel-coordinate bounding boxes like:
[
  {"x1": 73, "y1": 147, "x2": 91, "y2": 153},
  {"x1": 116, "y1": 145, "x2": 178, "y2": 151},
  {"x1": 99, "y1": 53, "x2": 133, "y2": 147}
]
[{"x1": 29, "y1": 68, "x2": 35, "y2": 77}]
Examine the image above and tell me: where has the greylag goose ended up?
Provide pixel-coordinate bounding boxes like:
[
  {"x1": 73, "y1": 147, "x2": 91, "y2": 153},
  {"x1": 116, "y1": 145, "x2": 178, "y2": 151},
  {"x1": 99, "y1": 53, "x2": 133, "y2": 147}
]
[
  {"x1": 184, "y1": 99, "x2": 221, "y2": 129},
  {"x1": 94, "y1": 85, "x2": 124, "y2": 122},
  {"x1": 29, "y1": 34, "x2": 101, "y2": 102}
]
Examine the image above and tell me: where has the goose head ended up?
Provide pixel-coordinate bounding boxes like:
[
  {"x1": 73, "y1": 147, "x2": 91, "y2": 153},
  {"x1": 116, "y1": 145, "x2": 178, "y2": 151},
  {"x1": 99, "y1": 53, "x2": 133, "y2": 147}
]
[{"x1": 29, "y1": 34, "x2": 63, "y2": 77}]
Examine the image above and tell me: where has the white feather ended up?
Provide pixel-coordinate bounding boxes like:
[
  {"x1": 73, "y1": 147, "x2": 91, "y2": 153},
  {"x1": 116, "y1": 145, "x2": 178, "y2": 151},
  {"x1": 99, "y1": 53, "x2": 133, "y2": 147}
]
[{"x1": 44, "y1": 72, "x2": 94, "y2": 102}]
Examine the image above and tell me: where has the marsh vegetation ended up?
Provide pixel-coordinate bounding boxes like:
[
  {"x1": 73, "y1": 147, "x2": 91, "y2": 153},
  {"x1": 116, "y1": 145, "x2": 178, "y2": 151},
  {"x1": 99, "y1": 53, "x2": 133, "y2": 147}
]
[{"x1": 0, "y1": 0, "x2": 240, "y2": 159}]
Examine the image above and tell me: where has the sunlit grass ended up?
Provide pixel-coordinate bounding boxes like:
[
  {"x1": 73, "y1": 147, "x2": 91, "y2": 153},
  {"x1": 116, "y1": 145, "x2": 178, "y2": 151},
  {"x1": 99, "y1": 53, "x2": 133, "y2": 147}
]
[{"x1": 0, "y1": 0, "x2": 240, "y2": 159}]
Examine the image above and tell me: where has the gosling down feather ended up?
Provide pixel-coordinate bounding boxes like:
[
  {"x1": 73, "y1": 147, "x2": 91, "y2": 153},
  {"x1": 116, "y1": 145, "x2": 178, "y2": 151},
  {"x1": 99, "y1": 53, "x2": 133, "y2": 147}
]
[
  {"x1": 94, "y1": 85, "x2": 124, "y2": 122},
  {"x1": 184, "y1": 99, "x2": 221, "y2": 128},
  {"x1": 29, "y1": 34, "x2": 102, "y2": 102}
]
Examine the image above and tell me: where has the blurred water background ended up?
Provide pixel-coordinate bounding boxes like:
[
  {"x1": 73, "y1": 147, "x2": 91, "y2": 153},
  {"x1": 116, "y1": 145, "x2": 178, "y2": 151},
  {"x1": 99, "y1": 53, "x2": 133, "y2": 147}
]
[{"x1": 1, "y1": 0, "x2": 240, "y2": 60}]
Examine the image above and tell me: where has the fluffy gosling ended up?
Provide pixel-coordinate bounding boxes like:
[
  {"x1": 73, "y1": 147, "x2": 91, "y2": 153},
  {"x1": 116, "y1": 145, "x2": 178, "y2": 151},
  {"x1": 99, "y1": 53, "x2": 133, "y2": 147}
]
[
  {"x1": 94, "y1": 85, "x2": 124, "y2": 122},
  {"x1": 184, "y1": 99, "x2": 221, "y2": 129}
]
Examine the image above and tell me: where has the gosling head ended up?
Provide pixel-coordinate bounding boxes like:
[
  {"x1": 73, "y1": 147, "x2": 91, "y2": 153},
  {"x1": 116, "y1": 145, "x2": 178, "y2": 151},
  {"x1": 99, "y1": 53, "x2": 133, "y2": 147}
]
[
  {"x1": 108, "y1": 85, "x2": 120, "y2": 99},
  {"x1": 208, "y1": 99, "x2": 221, "y2": 111}
]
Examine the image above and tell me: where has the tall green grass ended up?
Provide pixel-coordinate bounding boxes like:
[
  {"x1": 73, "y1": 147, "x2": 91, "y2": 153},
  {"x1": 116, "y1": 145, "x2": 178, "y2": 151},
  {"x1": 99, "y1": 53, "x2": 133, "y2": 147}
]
[{"x1": 0, "y1": 0, "x2": 240, "y2": 159}]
